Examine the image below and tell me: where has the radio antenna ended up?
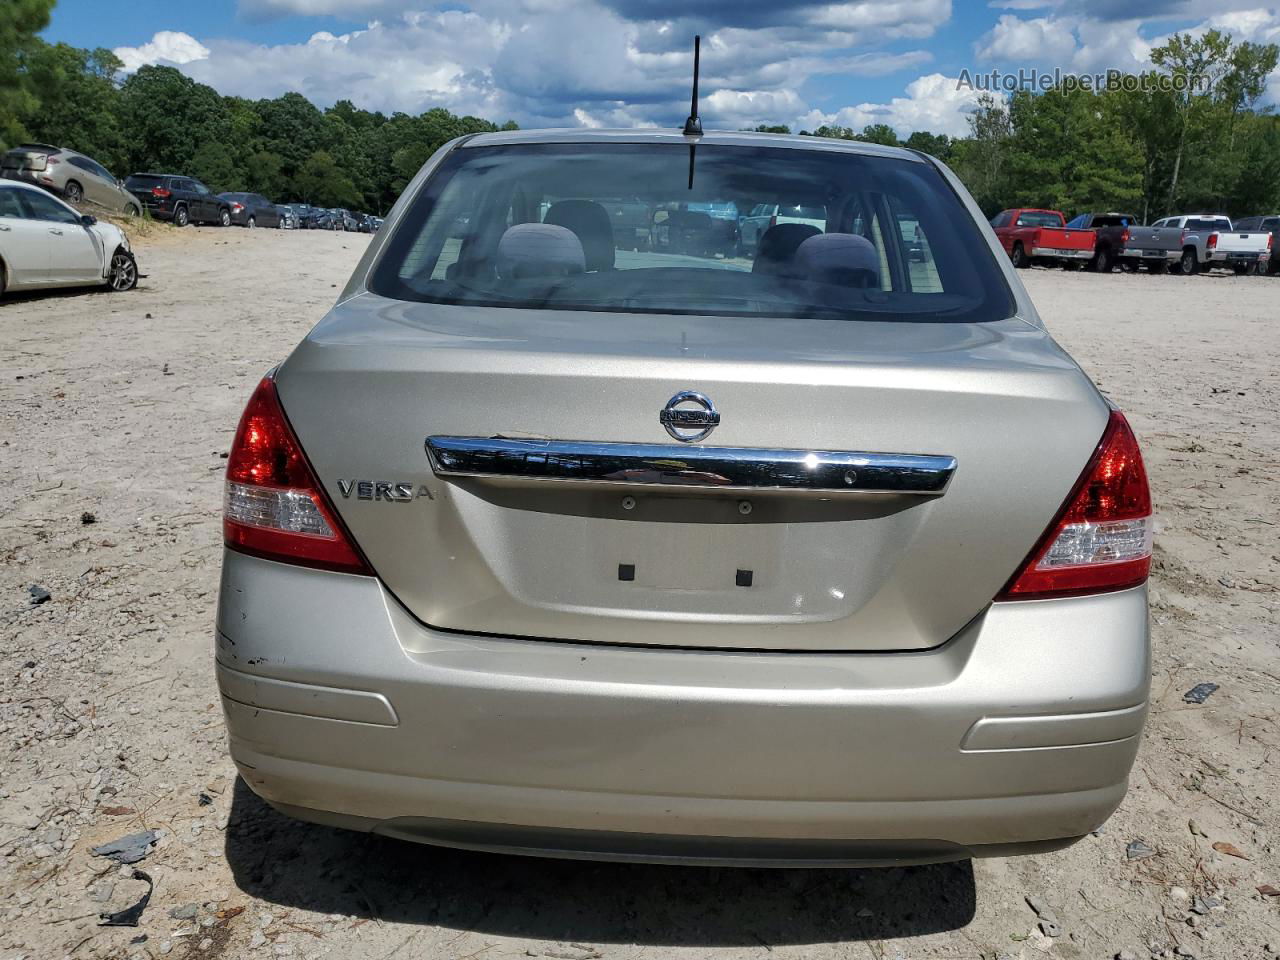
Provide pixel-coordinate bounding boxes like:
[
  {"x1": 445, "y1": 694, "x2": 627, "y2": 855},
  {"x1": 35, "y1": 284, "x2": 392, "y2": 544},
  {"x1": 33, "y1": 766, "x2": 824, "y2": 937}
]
[{"x1": 683, "y1": 35, "x2": 703, "y2": 137}]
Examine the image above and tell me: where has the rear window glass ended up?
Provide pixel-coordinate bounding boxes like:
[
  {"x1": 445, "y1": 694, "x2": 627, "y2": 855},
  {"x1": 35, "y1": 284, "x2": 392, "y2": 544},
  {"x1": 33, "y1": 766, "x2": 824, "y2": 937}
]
[
  {"x1": 1014, "y1": 211, "x2": 1063, "y2": 228},
  {"x1": 370, "y1": 143, "x2": 1014, "y2": 324},
  {"x1": 126, "y1": 175, "x2": 166, "y2": 191},
  {"x1": 1187, "y1": 218, "x2": 1231, "y2": 231}
]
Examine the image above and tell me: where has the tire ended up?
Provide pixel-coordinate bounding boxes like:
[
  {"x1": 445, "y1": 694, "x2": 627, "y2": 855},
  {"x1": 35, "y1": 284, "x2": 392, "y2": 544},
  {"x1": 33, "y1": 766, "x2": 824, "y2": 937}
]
[
  {"x1": 0, "y1": 258, "x2": 7, "y2": 299},
  {"x1": 1011, "y1": 242, "x2": 1028, "y2": 268},
  {"x1": 1179, "y1": 248, "x2": 1198, "y2": 275},
  {"x1": 247, "y1": 216, "x2": 256, "y2": 229},
  {"x1": 64, "y1": 181, "x2": 84, "y2": 204},
  {"x1": 1148, "y1": 260, "x2": 1168, "y2": 274},
  {"x1": 174, "y1": 204, "x2": 189, "y2": 227},
  {"x1": 125, "y1": 204, "x2": 140, "y2": 218},
  {"x1": 219, "y1": 208, "x2": 232, "y2": 227},
  {"x1": 1095, "y1": 247, "x2": 1113, "y2": 273},
  {"x1": 108, "y1": 249, "x2": 138, "y2": 292}
]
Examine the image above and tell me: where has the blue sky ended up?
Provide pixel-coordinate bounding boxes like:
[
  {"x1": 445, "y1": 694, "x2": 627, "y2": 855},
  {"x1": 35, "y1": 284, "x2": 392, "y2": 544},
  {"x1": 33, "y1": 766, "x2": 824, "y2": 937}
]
[{"x1": 42, "y1": 0, "x2": 1280, "y2": 135}]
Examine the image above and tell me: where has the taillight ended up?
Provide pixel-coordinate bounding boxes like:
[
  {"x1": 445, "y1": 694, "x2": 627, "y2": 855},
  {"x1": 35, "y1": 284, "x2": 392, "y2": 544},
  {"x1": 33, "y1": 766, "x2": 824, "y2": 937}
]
[
  {"x1": 1207, "y1": 232, "x2": 1218, "y2": 250},
  {"x1": 1180, "y1": 229, "x2": 1187, "y2": 245},
  {"x1": 1267, "y1": 234, "x2": 1274, "y2": 251},
  {"x1": 152, "y1": 186, "x2": 171, "y2": 198},
  {"x1": 1120, "y1": 228, "x2": 1130, "y2": 244},
  {"x1": 997, "y1": 410, "x2": 1151, "y2": 601},
  {"x1": 769, "y1": 215, "x2": 777, "y2": 228},
  {"x1": 231, "y1": 202, "x2": 244, "y2": 212},
  {"x1": 224, "y1": 374, "x2": 371, "y2": 574}
]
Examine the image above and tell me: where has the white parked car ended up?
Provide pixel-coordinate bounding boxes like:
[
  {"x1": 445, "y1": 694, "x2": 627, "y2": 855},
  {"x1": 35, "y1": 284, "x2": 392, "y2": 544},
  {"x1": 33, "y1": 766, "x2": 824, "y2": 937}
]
[{"x1": 0, "y1": 179, "x2": 138, "y2": 297}]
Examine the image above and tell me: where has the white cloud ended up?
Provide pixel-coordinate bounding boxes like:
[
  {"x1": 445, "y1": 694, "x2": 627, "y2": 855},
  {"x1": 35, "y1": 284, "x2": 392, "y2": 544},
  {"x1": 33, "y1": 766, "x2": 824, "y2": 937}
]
[
  {"x1": 799, "y1": 72, "x2": 997, "y2": 138},
  {"x1": 113, "y1": 0, "x2": 952, "y2": 131},
  {"x1": 976, "y1": 14, "x2": 1076, "y2": 62},
  {"x1": 113, "y1": 30, "x2": 210, "y2": 72}
]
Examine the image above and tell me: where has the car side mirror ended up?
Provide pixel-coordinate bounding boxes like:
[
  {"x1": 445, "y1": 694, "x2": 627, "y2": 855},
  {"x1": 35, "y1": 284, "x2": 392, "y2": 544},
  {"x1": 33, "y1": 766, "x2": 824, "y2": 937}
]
[{"x1": 80, "y1": 214, "x2": 97, "y2": 226}]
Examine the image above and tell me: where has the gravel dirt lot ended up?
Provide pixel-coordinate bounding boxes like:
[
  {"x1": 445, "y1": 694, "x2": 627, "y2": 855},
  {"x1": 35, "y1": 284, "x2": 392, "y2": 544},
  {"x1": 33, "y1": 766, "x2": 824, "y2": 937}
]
[{"x1": 2, "y1": 227, "x2": 1278, "y2": 960}]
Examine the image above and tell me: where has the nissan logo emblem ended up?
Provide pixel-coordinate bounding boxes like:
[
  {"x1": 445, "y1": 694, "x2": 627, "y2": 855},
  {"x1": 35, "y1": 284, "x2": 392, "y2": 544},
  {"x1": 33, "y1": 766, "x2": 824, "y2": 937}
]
[{"x1": 659, "y1": 391, "x2": 720, "y2": 443}]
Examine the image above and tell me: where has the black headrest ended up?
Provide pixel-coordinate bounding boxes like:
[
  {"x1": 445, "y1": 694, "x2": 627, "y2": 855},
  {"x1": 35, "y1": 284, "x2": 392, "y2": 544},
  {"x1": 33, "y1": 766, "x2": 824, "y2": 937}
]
[
  {"x1": 752, "y1": 222, "x2": 821, "y2": 275},
  {"x1": 545, "y1": 200, "x2": 614, "y2": 272},
  {"x1": 496, "y1": 223, "x2": 585, "y2": 280}
]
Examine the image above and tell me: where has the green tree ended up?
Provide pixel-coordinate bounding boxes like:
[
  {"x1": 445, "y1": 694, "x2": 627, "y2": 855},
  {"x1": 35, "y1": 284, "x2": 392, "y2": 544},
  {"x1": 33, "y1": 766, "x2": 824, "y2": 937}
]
[
  {"x1": 858, "y1": 123, "x2": 900, "y2": 146},
  {"x1": 751, "y1": 123, "x2": 791, "y2": 134},
  {"x1": 1149, "y1": 29, "x2": 1233, "y2": 211},
  {"x1": 245, "y1": 150, "x2": 288, "y2": 199},
  {"x1": 904, "y1": 131, "x2": 951, "y2": 161},
  {"x1": 0, "y1": 0, "x2": 55, "y2": 146},
  {"x1": 118, "y1": 65, "x2": 232, "y2": 173},
  {"x1": 189, "y1": 141, "x2": 241, "y2": 192},
  {"x1": 293, "y1": 150, "x2": 360, "y2": 207},
  {"x1": 19, "y1": 42, "x2": 126, "y2": 171},
  {"x1": 950, "y1": 94, "x2": 1012, "y2": 215}
]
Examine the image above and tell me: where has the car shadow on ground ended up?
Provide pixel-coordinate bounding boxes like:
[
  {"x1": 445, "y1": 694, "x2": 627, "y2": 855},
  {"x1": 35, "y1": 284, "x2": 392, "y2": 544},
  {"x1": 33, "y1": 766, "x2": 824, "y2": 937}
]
[{"x1": 225, "y1": 778, "x2": 976, "y2": 946}]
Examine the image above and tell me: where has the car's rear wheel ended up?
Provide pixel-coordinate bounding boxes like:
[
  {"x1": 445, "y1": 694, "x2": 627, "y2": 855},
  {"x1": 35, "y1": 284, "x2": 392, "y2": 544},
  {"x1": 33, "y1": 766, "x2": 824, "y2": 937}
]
[
  {"x1": 248, "y1": 215, "x2": 256, "y2": 229},
  {"x1": 1011, "y1": 242, "x2": 1028, "y2": 268},
  {"x1": 1094, "y1": 247, "x2": 1113, "y2": 273},
  {"x1": 1180, "y1": 248, "x2": 1198, "y2": 275},
  {"x1": 220, "y1": 208, "x2": 232, "y2": 227},
  {"x1": 125, "y1": 203, "x2": 140, "y2": 217},
  {"x1": 174, "y1": 205, "x2": 189, "y2": 227},
  {"x1": 64, "y1": 181, "x2": 83, "y2": 204},
  {"x1": 108, "y1": 249, "x2": 138, "y2": 292}
]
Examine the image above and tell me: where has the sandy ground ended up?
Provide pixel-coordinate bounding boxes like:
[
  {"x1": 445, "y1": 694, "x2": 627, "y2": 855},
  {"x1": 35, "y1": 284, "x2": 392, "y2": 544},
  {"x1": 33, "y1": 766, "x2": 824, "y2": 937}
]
[{"x1": 1, "y1": 226, "x2": 1278, "y2": 960}]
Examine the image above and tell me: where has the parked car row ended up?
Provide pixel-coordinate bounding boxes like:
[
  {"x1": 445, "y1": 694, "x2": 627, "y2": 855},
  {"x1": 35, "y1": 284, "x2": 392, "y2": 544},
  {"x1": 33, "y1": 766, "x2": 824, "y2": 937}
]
[
  {"x1": 2, "y1": 143, "x2": 386, "y2": 239},
  {"x1": 992, "y1": 207, "x2": 1276, "y2": 276}
]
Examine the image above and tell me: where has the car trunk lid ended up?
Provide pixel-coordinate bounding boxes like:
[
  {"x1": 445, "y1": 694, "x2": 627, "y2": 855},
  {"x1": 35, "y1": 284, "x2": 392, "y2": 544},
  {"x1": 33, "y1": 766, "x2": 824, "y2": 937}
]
[{"x1": 275, "y1": 294, "x2": 1107, "y2": 652}]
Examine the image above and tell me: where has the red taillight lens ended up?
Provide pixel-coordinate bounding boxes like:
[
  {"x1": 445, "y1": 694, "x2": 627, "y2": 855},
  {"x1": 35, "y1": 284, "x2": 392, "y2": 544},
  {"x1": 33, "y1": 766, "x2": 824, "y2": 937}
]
[
  {"x1": 231, "y1": 202, "x2": 243, "y2": 212},
  {"x1": 997, "y1": 410, "x2": 1151, "y2": 601},
  {"x1": 152, "y1": 186, "x2": 171, "y2": 198},
  {"x1": 1207, "y1": 232, "x2": 1218, "y2": 250},
  {"x1": 224, "y1": 374, "x2": 371, "y2": 574},
  {"x1": 1120, "y1": 228, "x2": 1130, "y2": 244}
]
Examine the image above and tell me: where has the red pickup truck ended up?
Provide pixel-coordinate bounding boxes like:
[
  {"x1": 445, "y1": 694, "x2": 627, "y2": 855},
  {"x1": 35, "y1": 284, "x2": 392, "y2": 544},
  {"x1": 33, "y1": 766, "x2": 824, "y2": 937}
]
[{"x1": 990, "y1": 208, "x2": 1096, "y2": 268}]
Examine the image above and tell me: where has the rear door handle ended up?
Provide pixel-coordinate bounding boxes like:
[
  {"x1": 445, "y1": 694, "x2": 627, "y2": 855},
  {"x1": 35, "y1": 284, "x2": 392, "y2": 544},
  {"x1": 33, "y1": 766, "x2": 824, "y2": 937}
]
[
  {"x1": 49, "y1": 228, "x2": 63, "y2": 235},
  {"x1": 0, "y1": 224, "x2": 10, "y2": 231}
]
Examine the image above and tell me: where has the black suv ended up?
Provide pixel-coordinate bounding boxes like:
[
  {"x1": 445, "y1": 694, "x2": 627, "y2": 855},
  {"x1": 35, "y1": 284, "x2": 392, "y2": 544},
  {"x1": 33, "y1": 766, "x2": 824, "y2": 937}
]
[{"x1": 123, "y1": 173, "x2": 231, "y2": 227}]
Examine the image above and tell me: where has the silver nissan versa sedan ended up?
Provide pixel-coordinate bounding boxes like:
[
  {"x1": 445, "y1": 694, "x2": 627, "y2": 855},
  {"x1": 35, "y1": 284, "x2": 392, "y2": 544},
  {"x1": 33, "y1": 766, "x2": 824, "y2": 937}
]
[{"x1": 216, "y1": 129, "x2": 1152, "y2": 867}]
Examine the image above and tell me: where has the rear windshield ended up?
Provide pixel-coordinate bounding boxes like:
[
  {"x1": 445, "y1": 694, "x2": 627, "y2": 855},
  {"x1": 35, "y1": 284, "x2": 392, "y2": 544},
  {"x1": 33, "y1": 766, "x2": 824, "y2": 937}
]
[
  {"x1": 125, "y1": 175, "x2": 167, "y2": 191},
  {"x1": 1187, "y1": 218, "x2": 1231, "y2": 231},
  {"x1": 370, "y1": 143, "x2": 1015, "y2": 324},
  {"x1": 1014, "y1": 211, "x2": 1063, "y2": 228}
]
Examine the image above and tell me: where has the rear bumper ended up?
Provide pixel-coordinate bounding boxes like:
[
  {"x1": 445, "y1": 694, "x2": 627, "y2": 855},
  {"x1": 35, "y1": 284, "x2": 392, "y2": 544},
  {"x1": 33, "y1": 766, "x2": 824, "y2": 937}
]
[
  {"x1": 1207, "y1": 251, "x2": 1269, "y2": 264},
  {"x1": 1122, "y1": 247, "x2": 1180, "y2": 261},
  {"x1": 1030, "y1": 247, "x2": 1094, "y2": 259},
  {"x1": 216, "y1": 549, "x2": 1149, "y2": 865}
]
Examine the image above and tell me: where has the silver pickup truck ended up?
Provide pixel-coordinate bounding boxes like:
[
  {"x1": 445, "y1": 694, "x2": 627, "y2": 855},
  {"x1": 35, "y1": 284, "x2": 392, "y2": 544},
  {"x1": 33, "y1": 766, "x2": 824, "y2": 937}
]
[{"x1": 1154, "y1": 214, "x2": 1272, "y2": 275}]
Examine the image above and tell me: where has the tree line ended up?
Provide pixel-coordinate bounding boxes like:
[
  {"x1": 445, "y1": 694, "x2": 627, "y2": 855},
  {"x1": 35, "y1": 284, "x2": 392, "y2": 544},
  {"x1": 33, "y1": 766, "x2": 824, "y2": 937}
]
[
  {"x1": 2, "y1": 1, "x2": 516, "y2": 212},
  {"x1": 772, "y1": 30, "x2": 1280, "y2": 222},
  {"x1": 4, "y1": 0, "x2": 1279, "y2": 221}
]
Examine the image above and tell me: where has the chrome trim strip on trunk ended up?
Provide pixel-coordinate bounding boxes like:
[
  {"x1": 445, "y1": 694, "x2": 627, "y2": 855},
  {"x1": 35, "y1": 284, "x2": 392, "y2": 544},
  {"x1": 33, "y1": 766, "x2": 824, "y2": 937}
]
[{"x1": 426, "y1": 436, "x2": 956, "y2": 495}]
